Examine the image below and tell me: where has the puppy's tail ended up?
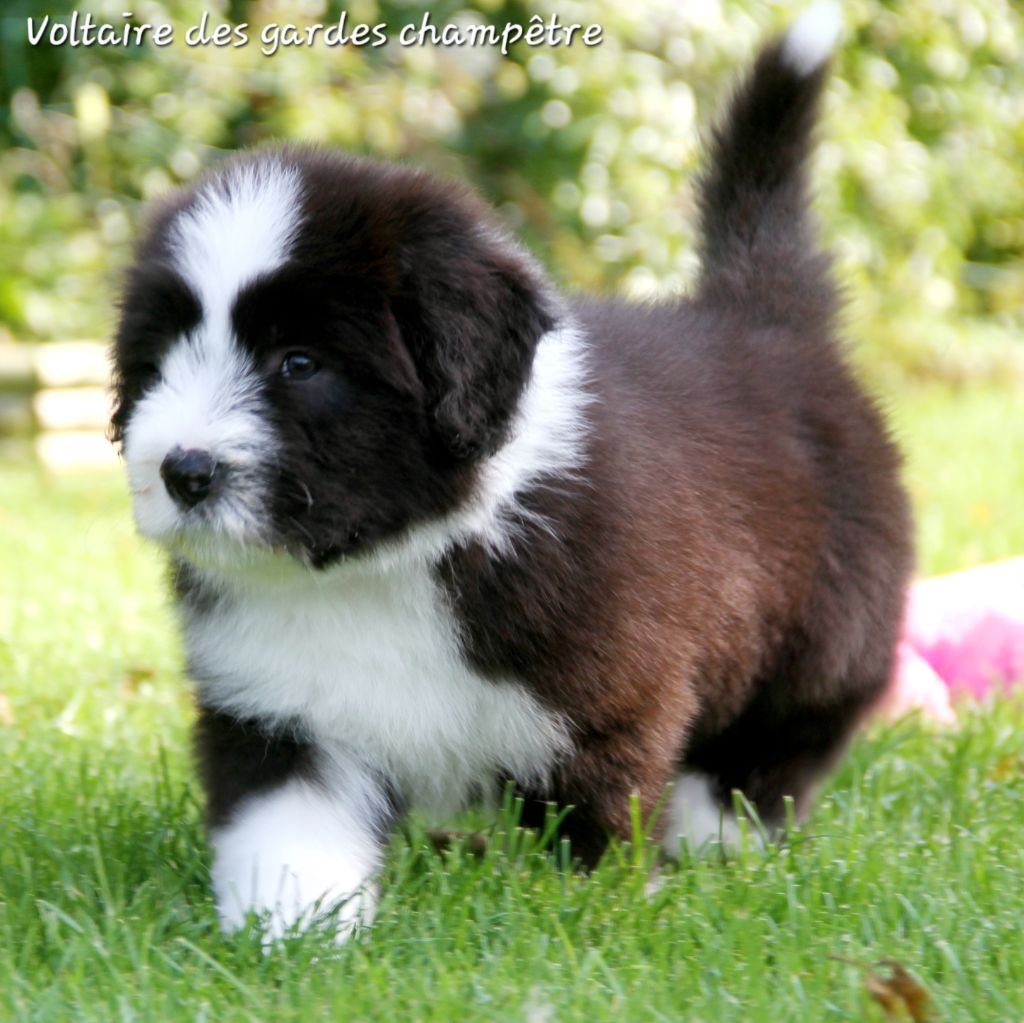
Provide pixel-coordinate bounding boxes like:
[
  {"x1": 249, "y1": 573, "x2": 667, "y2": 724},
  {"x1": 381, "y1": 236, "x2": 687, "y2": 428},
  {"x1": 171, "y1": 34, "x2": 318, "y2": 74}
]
[{"x1": 695, "y1": 3, "x2": 840, "y2": 325}]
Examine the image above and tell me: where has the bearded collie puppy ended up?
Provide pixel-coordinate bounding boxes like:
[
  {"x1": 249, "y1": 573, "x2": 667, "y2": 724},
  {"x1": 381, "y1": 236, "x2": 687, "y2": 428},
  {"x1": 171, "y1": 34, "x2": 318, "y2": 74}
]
[{"x1": 110, "y1": 3, "x2": 912, "y2": 941}]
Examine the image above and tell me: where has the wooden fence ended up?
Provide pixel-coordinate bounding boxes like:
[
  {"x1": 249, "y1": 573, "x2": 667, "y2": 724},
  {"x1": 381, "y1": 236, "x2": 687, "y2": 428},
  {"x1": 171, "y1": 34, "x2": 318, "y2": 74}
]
[{"x1": 0, "y1": 339, "x2": 117, "y2": 471}]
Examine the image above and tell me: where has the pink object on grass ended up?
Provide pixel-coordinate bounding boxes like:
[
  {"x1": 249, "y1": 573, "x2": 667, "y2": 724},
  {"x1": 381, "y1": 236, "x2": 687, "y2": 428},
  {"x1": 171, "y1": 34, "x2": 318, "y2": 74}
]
[{"x1": 880, "y1": 557, "x2": 1024, "y2": 724}]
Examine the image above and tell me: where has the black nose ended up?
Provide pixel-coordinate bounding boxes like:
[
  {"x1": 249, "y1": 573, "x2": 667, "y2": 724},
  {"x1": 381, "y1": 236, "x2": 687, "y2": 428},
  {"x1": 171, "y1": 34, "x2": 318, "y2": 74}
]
[{"x1": 160, "y1": 448, "x2": 218, "y2": 508}]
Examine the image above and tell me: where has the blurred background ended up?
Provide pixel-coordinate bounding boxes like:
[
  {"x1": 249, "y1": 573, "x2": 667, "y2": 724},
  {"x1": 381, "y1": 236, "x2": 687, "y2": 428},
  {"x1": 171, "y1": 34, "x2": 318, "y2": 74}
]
[{"x1": 0, "y1": 0, "x2": 1022, "y2": 573}]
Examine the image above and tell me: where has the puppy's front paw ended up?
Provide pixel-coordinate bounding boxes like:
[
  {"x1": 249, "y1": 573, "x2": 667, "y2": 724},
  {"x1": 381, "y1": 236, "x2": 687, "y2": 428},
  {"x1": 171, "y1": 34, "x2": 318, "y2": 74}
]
[
  {"x1": 210, "y1": 777, "x2": 383, "y2": 944},
  {"x1": 213, "y1": 848, "x2": 377, "y2": 944}
]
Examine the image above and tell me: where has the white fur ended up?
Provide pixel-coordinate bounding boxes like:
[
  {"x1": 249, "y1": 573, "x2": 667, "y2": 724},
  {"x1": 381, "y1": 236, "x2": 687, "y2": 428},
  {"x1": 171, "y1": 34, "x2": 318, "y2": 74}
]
[
  {"x1": 211, "y1": 766, "x2": 384, "y2": 942},
  {"x1": 781, "y1": 2, "x2": 841, "y2": 76},
  {"x1": 122, "y1": 160, "x2": 303, "y2": 560},
  {"x1": 457, "y1": 320, "x2": 591, "y2": 553},
  {"x1": 660, "y1": 771, "x2": 745, "y2": 857},
  {"x1": 170, "y1": 159, "x2": 303, "y2": 317}
]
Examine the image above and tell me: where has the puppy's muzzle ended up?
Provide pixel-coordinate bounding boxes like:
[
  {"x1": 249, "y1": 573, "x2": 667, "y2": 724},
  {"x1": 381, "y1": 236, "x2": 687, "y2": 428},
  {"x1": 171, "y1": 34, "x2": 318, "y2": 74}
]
[{"x1": 161, "y1": 447, "x2": 219, "y2": 508}]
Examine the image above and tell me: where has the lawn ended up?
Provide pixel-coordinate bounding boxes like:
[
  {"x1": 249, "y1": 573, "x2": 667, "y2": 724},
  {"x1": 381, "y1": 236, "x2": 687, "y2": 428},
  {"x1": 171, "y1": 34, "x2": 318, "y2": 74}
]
[{"x1": 1, "y1": 381, "x2": 1022, "y2": 1022}]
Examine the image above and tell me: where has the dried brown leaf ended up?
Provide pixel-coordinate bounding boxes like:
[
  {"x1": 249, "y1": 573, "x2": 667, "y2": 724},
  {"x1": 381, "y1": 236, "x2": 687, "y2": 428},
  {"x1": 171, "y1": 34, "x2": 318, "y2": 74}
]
[
  {"x1": 878, "y1": 960, "x2": 932, "y2": 1023},
  {"x1": 829, "y1": 954, "x2": 932, "y2": 1022},
  {"x1": 865, "y1": 961, "x2": 931, "y2": 1022}
]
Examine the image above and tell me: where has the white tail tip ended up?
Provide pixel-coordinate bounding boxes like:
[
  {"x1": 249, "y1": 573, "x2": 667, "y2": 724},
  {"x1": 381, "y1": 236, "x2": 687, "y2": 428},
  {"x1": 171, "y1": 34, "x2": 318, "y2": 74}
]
[{"x1": 781, "y1": 2, "x2": 842, "y2": 76}]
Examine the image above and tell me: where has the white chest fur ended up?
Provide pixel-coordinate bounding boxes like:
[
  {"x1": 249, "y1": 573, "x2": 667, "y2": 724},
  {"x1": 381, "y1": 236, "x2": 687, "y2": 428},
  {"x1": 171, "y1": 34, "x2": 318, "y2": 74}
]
[{"x1": 183, "y1": 556, "x2": 570, "y2": 814}]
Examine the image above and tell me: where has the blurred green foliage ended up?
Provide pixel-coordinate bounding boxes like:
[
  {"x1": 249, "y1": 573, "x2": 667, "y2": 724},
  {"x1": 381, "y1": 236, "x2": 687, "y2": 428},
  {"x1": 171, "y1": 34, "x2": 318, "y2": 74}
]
[{"x1": 1, "y1": 0, "x2": 1021, "y2": 383}]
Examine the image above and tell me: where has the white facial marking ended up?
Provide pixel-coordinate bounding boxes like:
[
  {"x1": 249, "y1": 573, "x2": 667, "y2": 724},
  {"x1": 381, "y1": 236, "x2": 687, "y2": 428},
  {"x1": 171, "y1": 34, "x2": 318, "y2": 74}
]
[
  {"x1": 781, "y1": 1, "x2": 841, "y2": 76},
  {"x1": 170, "y1": 160, "x2": 304, "y2": 317},
  {"x1": 122, "y1": 336, "x2": 272, "y2": 558},
  {"x1": 122, "y1": 161, "x2": 303, "y2": 560},
  {"x1": 212, "y1": 764, "x2": 384, "y2": 942},
  {"x1": 660, "y1": 771, "x2": 749, "y2": 857}
]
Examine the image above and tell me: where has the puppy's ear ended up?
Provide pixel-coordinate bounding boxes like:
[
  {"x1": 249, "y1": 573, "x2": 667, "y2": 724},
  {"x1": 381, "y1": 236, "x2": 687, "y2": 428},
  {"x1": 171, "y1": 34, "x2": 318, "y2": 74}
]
[{"x1": 392, "y1": 188, "x2": 554, "y2": 462}]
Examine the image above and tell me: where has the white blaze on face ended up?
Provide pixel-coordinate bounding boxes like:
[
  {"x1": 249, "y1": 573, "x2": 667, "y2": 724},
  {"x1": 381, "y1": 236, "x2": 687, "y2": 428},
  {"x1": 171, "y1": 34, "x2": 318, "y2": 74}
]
[{"x1": 122, "y1": 160, "x2": 304, "y2": 556}]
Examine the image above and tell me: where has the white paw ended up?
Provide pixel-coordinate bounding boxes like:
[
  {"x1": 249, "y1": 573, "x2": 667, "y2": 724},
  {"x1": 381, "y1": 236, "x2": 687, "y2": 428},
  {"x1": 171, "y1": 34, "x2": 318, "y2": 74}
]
[
  {"x1": 211, "y1": 775, "x2": 383, "y2": 943},
  {"x1": 660, "y1": 771, "x2": 760, "y2": 858}
]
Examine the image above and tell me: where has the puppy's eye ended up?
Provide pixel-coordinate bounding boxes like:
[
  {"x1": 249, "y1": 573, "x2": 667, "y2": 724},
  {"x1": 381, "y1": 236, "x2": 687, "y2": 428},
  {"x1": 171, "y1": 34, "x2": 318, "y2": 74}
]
[{"x1": 280, "y1": 352, "x2": 319, "y2": 381}]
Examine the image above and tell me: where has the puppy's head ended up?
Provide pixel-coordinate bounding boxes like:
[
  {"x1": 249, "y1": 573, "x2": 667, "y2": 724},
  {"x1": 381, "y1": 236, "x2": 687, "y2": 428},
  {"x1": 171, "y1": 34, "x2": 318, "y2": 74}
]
[{"x1": 111, "y1": 149, "x2": 554, "y2": 570}]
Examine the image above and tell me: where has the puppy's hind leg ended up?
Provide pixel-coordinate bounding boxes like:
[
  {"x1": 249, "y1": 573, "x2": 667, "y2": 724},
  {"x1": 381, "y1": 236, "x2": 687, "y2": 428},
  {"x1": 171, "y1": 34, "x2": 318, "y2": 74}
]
[
  {"x1": 672, "y1": 652, "x2": 894, "y2": 854},
  {"x1": 659, "y1": 770, "x2": 749, "y2": 859}
]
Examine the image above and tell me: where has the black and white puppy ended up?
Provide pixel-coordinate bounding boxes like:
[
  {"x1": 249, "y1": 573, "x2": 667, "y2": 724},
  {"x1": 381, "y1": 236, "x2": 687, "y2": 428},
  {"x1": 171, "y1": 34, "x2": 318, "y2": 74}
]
[{"x1": 111, "y1": 4, "x2": 912, "y2": 940}]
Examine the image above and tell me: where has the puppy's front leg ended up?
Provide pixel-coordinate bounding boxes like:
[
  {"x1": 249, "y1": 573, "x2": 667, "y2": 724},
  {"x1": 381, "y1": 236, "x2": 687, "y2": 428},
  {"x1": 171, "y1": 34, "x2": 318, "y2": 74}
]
[{"x1": 196, "y1": 706, "x2": 392, "y2": 942}]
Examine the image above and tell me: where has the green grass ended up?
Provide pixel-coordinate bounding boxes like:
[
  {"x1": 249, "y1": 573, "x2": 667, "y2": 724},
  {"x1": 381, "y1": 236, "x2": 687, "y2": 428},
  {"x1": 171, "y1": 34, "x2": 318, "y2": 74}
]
[
  {"x1": 888, "y1": 382, "x2": 1024, "y2": 576},
  {"x1": 1, "y1": 381, "x2": 1023, "y2": 1021}
]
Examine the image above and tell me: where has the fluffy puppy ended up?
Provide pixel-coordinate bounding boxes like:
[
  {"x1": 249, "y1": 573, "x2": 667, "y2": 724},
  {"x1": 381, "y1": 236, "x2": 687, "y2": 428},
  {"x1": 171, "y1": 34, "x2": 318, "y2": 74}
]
[{"x1": 110, "y1": 4, "x2": 912, "y2": 941}]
